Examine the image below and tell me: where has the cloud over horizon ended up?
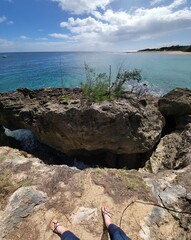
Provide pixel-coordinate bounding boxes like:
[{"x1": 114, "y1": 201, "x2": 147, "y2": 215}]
[
  {"x1": 52, "y1": 0, "x2": 113, "y2": 14},
  {"x1": 49, "y1": 0, "x2": 191, "y2": 49},
  {"x1": 0, "y1": 0, "x2": 191, "y2": 52}
]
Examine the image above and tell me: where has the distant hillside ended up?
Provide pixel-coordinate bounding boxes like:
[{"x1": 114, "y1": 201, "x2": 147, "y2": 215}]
[{"x1": 138, "y1": 45, "x2": 191, "y2": 52}]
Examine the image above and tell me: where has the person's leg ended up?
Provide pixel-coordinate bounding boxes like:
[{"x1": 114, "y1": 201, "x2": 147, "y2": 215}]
[
  {"x1": 101, "y1": 207, "x2": 132, "y2": 240},
  {"x1": 108, "y1": 224, "x2": 131, "y2": 240},
  {"x1": 50, "y1": 219, "x2": 80, "y2": 240},
  {"x1": 61, "y1": 230, "x2": 80, "y2": 240}
]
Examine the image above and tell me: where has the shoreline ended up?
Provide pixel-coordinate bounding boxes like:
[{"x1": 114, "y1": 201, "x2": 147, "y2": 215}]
[{"x1": 135, "y1": 50, "x2": 191, "y2": 55}]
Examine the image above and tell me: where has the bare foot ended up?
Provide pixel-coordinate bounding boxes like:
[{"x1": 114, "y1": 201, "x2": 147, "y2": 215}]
[
  {"x1": 101, "y1": 206, "x2": 112, "y2": 228},
  {"x1": 50, "y1": 219, "x2": 68, "y2": 235}
]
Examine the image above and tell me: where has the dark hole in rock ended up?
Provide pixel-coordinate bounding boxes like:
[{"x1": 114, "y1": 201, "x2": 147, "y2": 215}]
[
  {"x1": 0, "y1": 126, "x2": 152, "y2": 170},
  {"x1": 139, "y1": 99, "x2": 147, "y2": 107},
  {"x1": 161, "y1": 115, "x2": 176, "y2": 136}
]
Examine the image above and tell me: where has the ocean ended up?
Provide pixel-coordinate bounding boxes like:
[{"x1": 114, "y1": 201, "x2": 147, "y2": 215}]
[{"x1": 0, "y1": 52, "x2": 191, "y2": 94}]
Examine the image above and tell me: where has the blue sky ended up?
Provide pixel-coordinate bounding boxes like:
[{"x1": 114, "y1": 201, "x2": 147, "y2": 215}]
[{"x1": 0, "y1": 0, "x2": 191, "y2": 52}]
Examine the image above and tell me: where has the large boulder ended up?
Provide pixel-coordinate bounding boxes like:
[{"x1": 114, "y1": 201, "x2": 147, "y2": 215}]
[
  {"x1": 145, "y1": 132, "x2": 182, "y2": 173},
  {"x1": 145, "y1": 121, "x2": 191, "y2": 173},
  {"x1": 0, "y1": 187, "x2": 47, "y2": 238},
  {"x1": 0, "y1": 88, "x2": 164, "y2": 156},
  {"x1": 159, "y1": 88, "x2": 191, "y2": 116}
]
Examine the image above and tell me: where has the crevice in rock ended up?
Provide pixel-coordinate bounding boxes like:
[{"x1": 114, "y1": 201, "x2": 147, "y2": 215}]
[
  {"x1": 161, "y1": 115, "x2": 176, "y2": 136},
  {"x1": 0, "y1": 126, "x2": 152, "y2": 170}
]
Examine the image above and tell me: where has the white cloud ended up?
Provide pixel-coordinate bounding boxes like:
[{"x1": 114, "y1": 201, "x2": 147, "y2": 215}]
[
  {"x1": 7, "y1": 20, "x2": 14, "y2": 25},
  {"x1": 59, "y1": 0, "x2": 191, "y2": 48},
  {"x1": 150, "y1": 0, "x2": 164, "y2": 6},
  {"x1": 0, "y1": 16, "x2": 7, "y2": 24},
  {"x1": 168, "y1": 0, "x2": 187, "y2": 9},
  {"x1": 49, "y1": 33, "x2": 69, "y2": 39},
  {"x1": 0, "y1": 38, "x2": 13, "y2": 51},
  {"x1": 20, "y1": 35, "x2": 30, "y2": 40},
  {"x1": 0, "y1": 16, "x2": 14, "y2": 25},
  {"x1": 151, "y1": 0, "x2": 186, "y2": 7},
  {"x1": 1, "y1": 0, "x2": 190, "y2": 52},
  {"x1": 60, "y1": 16, "x2": 116, "y2": 34},
  {"x1": 52, "y1": 0, "x2": 113, "y2": 14}
]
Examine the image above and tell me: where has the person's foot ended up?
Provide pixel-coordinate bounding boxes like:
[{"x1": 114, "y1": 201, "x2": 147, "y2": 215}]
[
  {"x1": 50, "y1": 219, "x2": 68, "y2": 235},
  {"x1": 101, "y1": 206, "x2": 112, "y2": 228}
]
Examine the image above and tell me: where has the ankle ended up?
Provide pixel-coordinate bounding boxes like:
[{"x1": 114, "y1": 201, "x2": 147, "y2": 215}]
[
  {"x1": 56, "y1": 225, "x2": 68, "y2": 235},
  {"x1": 105, "y1": 219, "x2": 112, "y2": 228}
]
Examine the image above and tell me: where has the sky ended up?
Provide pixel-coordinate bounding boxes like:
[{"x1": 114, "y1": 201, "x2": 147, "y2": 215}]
[{"x1": 0, "y1": 0, "x2": 191, "y2": 52}]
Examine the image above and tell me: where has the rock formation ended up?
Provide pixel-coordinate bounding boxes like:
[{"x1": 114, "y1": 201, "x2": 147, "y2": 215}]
[
  {"x1": 159, "y1": 87, "x2": 191, "y2": 117},
  {"x1": 0, "y1": 186, "x2": 47, "y2": 238},
  {"x1": 0, "y1": 87, "x2": 191, "y2": 239},
  {"x1": 0, "y1": 88, "x2": 164, "y2": 157},
  {"x1": 145, "y1": 88, "x2": 191, "y2": 173}
]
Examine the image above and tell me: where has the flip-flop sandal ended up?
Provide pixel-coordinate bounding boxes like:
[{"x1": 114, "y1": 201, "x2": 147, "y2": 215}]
[
  {"x1": 102, "y1": 207, "x2": 112, "y2": 218},
  {"x1": 50, "y1": 219, "x2": 62, "y2": 234}
]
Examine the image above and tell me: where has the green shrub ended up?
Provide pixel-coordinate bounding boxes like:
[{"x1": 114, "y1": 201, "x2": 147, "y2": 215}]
[
  {"x1": 111, "y1": 69, "x2": 142, "y2": 95},
  {"x1": 81, "y1": 63, "x2": 110, "y2": 101},
  {"x1": 127, "y1": 182, "x2": 136, "y2": 190},
  {"x1": 63, "y1": 97, "x2": 72, "y2": 102},
  {"x1": 81, "y1": 63, "x2": 142, "y2": 101}
]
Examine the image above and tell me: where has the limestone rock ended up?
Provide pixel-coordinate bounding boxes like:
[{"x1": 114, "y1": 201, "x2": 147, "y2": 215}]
[
  {"x1": 0, "y1": 88, "x2": 164, "y2": 156},
  {"x1": 0, "y1": 187, "x2": 47, "y2": 238},
  {"x1": 71, "y1": 207, "x2": 97, "y2": 225},
  {"x1": 145, "y1": 123, "x2": 191, "y2": 173},
  {"x1": 159, "y1": 88, "x2": 191, "y2": 116},
  {"x1": 146, "y1": 132, "x2": 182, "y2": 173},
  {"x1": 175, "y1": 123, "x2": 191, "y2": 167}
]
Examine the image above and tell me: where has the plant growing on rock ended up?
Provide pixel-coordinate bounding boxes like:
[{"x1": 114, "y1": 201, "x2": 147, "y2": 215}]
[
  {"x1": 17, "y1": 178, "x2": 33, "y2": 188},
  {"x1": 111, "y1": 68, "x2": 142, "y2": 97},
  {"x1": 81, "y1": 63, "x2": 110, "y2": 101},
  {"x1": 81, "y1": 63, "x2": 143, "y2": 101}
]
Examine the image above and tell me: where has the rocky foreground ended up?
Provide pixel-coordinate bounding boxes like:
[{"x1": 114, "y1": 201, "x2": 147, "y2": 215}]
[{"x1": 0, "y1": 87, "x2": 191, "y2": 239}]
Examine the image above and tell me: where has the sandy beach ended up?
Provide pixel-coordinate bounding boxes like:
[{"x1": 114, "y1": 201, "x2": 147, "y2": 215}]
[{"x1": 137, "y1": 51, "x2": 191, "y2": 54}]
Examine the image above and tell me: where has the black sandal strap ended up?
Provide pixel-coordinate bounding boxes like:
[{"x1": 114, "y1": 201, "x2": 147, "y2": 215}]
[
  {"x1": 53, "y1": 222, "x2": 62, "y2": 233},
  {"x1": 102, "y1": 208, "x2": 112, "y2": 218}
]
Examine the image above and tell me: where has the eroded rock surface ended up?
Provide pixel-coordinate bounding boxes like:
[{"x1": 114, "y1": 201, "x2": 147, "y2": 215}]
[
  {"x1": 0, "y1": 187, "x2": 47, "y2": 238},
  {"x1": 145, "y1": 88, "x2": 191, "y2": 173},
  {"x1": 145, "y1": 124, "x2": 191, "y2": 173},
  {"x1": 159, "y1": 88, "x2": 191, "y2": 117},
  {"x1": 0, "y1": 88, "x2": 164, "y2": 156},
  {"x1": 0, "y1": 146, "x2": 190, "y2": 240}
]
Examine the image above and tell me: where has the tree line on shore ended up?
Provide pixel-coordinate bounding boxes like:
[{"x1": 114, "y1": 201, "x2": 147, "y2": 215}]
[{"x1": 138, "y1": 45, "x2": 191, "y2": 52}]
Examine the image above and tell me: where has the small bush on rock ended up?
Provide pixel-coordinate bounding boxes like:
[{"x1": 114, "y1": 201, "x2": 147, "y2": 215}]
[
  {"x1": 81, "y1": 63, "x2": 142, "y2": 101},
  {"x1": 81, "y1": 63, "x2": 110, "y2": 101}
]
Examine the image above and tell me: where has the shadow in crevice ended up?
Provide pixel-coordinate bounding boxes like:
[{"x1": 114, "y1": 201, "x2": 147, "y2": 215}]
[
  {"x1": 161, "y1": 115, "x2": 176, "y2": 137},
  {"x1": 0, "y1": 125, "x2": 152, "y2": 170}
]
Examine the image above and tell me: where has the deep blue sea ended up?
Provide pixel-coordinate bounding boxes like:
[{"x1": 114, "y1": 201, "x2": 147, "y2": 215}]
[{"x1": 0, "y1": 52, "x2": 191, "y2": 94}]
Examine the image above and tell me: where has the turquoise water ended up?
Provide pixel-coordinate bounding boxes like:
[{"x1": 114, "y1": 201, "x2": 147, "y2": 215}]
[{"x1": 0, "y1": 52, "x2": 191, "y2": 94}]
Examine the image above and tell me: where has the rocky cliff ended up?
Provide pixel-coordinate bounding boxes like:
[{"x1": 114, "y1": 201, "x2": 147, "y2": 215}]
[
  {"x1": 0, "y1": 88, "x2": 164, "y2": 157},
  {"x1": 0, "y1": 87, "x2": 191, "y2": 240}
]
